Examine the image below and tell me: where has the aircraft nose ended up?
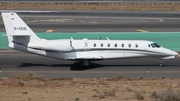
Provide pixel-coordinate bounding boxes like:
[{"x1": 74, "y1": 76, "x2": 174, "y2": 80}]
[
  {"x1": 175, "y1": 51, "x2": 179, "y2": 57},
  {"x1": 171, "y1": 51, "x2": 178, "y2": 57},
  {"x1": 164, "y1": 48, "x2": 179, "y2": 57}
]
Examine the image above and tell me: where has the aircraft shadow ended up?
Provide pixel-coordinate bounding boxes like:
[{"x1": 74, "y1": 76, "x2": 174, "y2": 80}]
[
  {"x1": 18, "y1": 62, "x2": 105, "y2": 71},
  {"x1": 70, "y1": 62, "x2": 105, "y2": 71},
  {"x1": 70, "y1": 64, "x2": 179, "y2": 71},
  {"x1": 18, "y1": 63, "x2": 179, "y2": 71}
]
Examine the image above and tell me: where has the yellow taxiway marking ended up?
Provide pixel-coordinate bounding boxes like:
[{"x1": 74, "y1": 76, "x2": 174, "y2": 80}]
[
  {"x1": 159, "y1": 19, "x2": 164, "y2": 22},
  {"x1": 137, "y1": 29, "x2": 149, "y2": 32},
  {"x1": 0, "y1": 50, "x2": 16, "y2": 52},
  {"x1": 143, "y1": 18, "x2": 164, "y2": 22},
  {"x1": 46, "y1": 29, "x2": 53, "y2": 32}
]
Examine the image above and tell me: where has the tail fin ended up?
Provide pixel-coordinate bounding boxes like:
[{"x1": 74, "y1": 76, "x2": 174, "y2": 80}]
[{"x1": 2, "y1": 12, "x2": 40, "y2": 44}]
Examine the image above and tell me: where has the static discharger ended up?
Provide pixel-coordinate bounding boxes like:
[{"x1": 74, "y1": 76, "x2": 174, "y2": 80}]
[{"x1": 147, "y1": 69, "x2": 149, "y2": 73}]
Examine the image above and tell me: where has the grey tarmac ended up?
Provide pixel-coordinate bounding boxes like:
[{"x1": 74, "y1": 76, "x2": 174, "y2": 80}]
[
  {"x1": 0, "y1": 50, "x2": 180, "y2": 79},
  {"x1": 0, "y1": 11, "x2": 180, "y2": 32}
]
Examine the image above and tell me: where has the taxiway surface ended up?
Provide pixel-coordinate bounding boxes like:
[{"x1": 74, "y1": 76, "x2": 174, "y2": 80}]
[{"x1": 1, "y1": 11, "x2": 180, "y2": 32}]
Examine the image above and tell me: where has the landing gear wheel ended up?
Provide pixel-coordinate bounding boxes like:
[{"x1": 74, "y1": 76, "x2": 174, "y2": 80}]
[
  {"x1": 159, "y1": 59, "x2": 163, "y2": 67},
  {"x1": 79, "y1": 60, "x2": 89, "y2": 67}
]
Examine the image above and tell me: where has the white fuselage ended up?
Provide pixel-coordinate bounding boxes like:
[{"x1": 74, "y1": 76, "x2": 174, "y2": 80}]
[{"x1": 8, "y1": 38, "x2": 178, "y2": 61}]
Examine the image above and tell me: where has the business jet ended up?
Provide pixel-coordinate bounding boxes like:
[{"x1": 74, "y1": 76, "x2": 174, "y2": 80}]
[{"x1": 2, "y1": 12, "x2": 178, "y2": 67}]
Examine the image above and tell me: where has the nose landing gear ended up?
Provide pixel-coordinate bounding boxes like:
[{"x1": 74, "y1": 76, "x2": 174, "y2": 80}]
[{"x1": 159, "y1": 59, "x2": 163, "y2": 67}]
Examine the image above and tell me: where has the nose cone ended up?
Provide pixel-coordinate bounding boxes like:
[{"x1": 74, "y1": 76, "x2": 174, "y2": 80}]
[
  {"x1": 170, "y1": 50, "x2": 178, "y2": 57},
  {"x1": 174, "y1": 51, "x2": 179, "y2": 57},
  {"x1": 159, "y1": 48, "x2": 178, "y2": 58}
]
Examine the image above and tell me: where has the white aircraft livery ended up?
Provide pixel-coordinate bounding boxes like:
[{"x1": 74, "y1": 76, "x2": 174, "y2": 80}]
[{"x1": 2, "y1": 12, "x2": 178, "y2": 67}]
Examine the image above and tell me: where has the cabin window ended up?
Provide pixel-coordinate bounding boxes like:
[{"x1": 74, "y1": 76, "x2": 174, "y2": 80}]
[
  {"x1": 101, "y1": 43, "x2": 103, "y2": 47},
  {"x1": 129, "y1": 44, "x2": 131, "y2": 47},
  {"x1": 114, "y1": 44, "x2": 117, "y2": 47},
  {"x1": 94, "y1": 43, "x2": 96, "y2": 47},
  {"x1": 107, "y1": 44, "x2": 110, "y2": 47},
  {"x1": 122, "y1": 44, "x2": 124, "y2": 47},
  {"x1": 148, "y1": 44, "x2": 151, "y2": 47},
  {"x1": 135, "y1": 44, "x2": 138, "y2": 48}
]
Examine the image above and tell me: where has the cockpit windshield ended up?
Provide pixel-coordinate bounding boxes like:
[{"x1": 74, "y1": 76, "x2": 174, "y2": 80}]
[
  {"x1": 153, "y1": 43, "x2": 161, "y2": 48},
  {"x1": 151, "y1": 43, "x2": 161, "y2": 48}
]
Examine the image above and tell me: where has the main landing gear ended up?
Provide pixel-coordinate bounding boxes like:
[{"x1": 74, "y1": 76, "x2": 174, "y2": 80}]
[
  {"x1": 79, "y1": 60, "x2": 89, "y2": 67},
  {"x1": 159, "y1": 59, "x2": 163, "y2": 67}
]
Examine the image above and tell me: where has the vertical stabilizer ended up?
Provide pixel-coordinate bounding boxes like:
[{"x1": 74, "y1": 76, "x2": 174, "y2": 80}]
[{"x1": 2, "y1": 12, "x2": 40, "y2": 44}]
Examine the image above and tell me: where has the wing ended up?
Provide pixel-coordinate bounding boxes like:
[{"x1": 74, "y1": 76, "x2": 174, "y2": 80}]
[{"x1": 66, "y1": 56, "x2": 103, "y2": 60}]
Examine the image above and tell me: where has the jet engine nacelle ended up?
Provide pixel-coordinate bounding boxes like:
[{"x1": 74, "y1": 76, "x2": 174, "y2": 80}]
[{"x1": 42, "y1": 40, "x2": 72, "y2": 52}]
